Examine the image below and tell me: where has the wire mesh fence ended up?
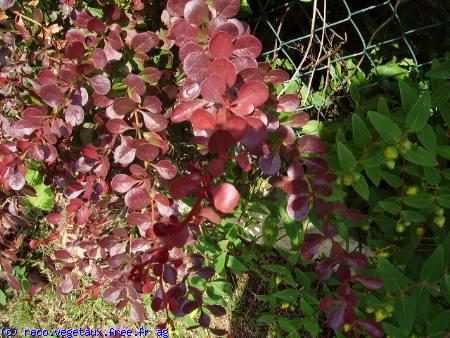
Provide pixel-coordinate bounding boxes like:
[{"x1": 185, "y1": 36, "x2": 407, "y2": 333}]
[{"x1": 246, "y1": 0, "x2": 450, "y2": 112}]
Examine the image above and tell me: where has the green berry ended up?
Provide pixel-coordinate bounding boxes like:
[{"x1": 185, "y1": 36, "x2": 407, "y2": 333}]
[
  {"x1": 365, "y1": 306, "x2": 375, "y2": 314},
  {"x1": 396, "y1": 223, "x2": 405, "y2": 233},
  {"x1": 435, "y1": 207, "x2": 444, "y2": 216},
  {"x1": 343, "y1": 175, "x2": 353, "y2": 186},
  {"x1": 401, "y1": 140, "x2": 412, "y2": 152},
  {"x1": 353, "y1": 173, "x2": 361, "y2": 181},
  {"x1": 386, "y1": 160, "x2": 396, "y2": 170},
  {"x1": 405, "y1": 186, "x2": 418, "y2": 196},
  {"x1": 384, "y1": 146, "x2": 398, "y2": 160},
  {"x1": 416, "y1": 227, "x2": 425, "y2": 236},
  {"x1": 434, "y1": 216, "x2": 446, "y2": 228}
]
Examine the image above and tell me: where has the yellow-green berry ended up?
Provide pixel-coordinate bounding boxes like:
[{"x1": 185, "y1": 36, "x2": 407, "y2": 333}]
[
  {"x1": 405, "y1": 186, "x2": 418, "y2": 196},
  {"x1": 343, "y1": 175, "x2": 353, "y2": 186},
  {"x1": 396, "y1": 223, "x2": 405, "y2": 233},
  {"x1": 384, "y1": 146, "x2": 398, "y2": 160},
  {"x1": 434, "y1": 216, "x2": 446, "y2": 228},
  {"x1": 435, "y1": 207, "x2": 444, "y2": 216},
  {"x1": 416, "y1": 227, "x2": 425, "y2": 236},
  {"x1": 386, "y1": 160, "x2": 396, "y2": 170}
]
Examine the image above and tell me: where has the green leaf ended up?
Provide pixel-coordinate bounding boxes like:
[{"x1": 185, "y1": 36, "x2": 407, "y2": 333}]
[
  {"x1": 417, "y1": 124, "x2": 437, "y2": 154},
  {"x1": 352, "y1": 114, "x2": 371, "y2": 148},
  {"x1": 226, "y1": 256, "x2": 247, "y2": 274},
  {"x1": 402, "y1": 210, "x2": 425, "y2": 223},
  {"x1": 403, "y1": 193, "x2": 434, "y2": 209},
  {"x1": 406, "y1": 91, "x2": 431, "y2": 132},
  {"x1": 438, "y1": 145, "x2": 450, "y2": 160},
  {"x1": 214, "y1": 253, "x2": 227, "y2": 273},
  {"x1": 377, "y1": 257, "x2": 412, "y2": 293},
  {"x1": 404, "y1": 147, "x2": 438, "y2": 167},
  {"x1": 378, "y1": 96, "x2": 390, "y2": 115},
  {"x1": 25, "y1": 169, "x2": 55, "y2": 211},
  {"x1": 420, "y1": 245, "x2": 445, "y2": 282},
  {"x1": 443, "y1": 274, "x2": 450, "y2": 302},
  {"x1": 426, "y1": 59, "x2": 450, "y2": 79},
  {"x1": 352, "y1": 176, "x2": 369, "y2": 200},
  {"x1": 300, "y1": 299, "x2": 314, "y2": 316},
  {"x1": 365, "y1": 166, "x2": 381, "y2": 186},
  {"x1": 438, "y1": 194, "x2": 450, "y2": 208},
  {"x1": 395, "y1": 296, "x2": 416, "y2": 336},
  {"x1": 383, "y1": 323, "x2": 408, "y2": 338},
  {"x1": 337, "y1": 142, "x2": 357, "y2": 173},
  {"x1": 431, "y1": 83, "x2": 450, "y2": 107},
  {"x1": 379, "y1": 201, "x2": 401, "y2": 215},
  {"x1": 0, "y1": 289, "x2": 6, "y2": 306},
  {"x1": 374, "y1": 63, "x2": 408, "y2": 79},
  {"x1": 273, "y1": 288, "x2": 297, "y2": 302},
  {"x1": 424, "y1": 167, "x2": 441, "y2": 185},
  {"x1": 368, "y1": 111, "x2": 402, "y2": 143},
  {"x1": 428, "y1": 310, "x2": 450, "y2": 336},
  {"x1": 381, "y1": 171, "x2": 403, "y2": 188},
  {"x1": 398, "y1": 79, "x2": 417, "y2": 112}
]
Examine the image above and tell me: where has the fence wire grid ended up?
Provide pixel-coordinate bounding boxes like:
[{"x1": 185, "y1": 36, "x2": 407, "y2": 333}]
[{"x1": 246, "y1": 0, "x2": 449, "y2": 110}]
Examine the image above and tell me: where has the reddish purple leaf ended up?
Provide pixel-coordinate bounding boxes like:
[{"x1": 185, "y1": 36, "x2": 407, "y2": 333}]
[
  {"x1": 233, "y1": 35, "x2": 262, "y2": 58},
  {"x1": 300, "y1": 233, "x2": 324, "y2": 260},
  {"x1": 191, "y1": 109, "x2": 216, "y2": 130},
  {"x1": 111, "y1": 174, "x2": 140, "y2": 193},
  {"x1": 208, "y1": 58, "x2": 237, "y2": 87},
  {"x1": 287, "y1": 160, "x2": 304, "y2": 179},
  {"x1": 299, "y1": 135, "x2": 327, "y2": 154},
  {"x1": 206, "y1": 305, "x2": 226, "y2": 317},
  {"x1": 153, "y1": 160, "x2": 177, "y2": 179},
  {"x1": 113, "y1": 97, "x2": 138, "y2": 116},
  {"x1": 208, "y1": 129, "x2": 236, "y2": 154},
  {"x1": 328, "y1": 305, "x2": 345, "y2": 330},
  {"x1": 183, "y1": 51, "x2": 210, "y2": 82},
  {"x1": 90, "y1": 75, "x2": 111, "y2": 95},
  {"x1": 60, "y1": 274, "x2": 75, "y2": 294},
  {"x1": 209, "y1": 31, "x2": 233, "y2": 59},
  {"x1": 6, "y1": 274, "x2": 21, "y2": 291},
  {"x1": 179, "y1": 42, "x2": 204, "y2": 62},
  {"x1": 184, "y1": 0, "x2": 209, "y2": 25},
  {"x1": 130, "y1": 301, "x2": 147, "y2": 322},
  {"x1": 198, "y1": 311, "x2": 211, "y2": 327},
  {"x1": 131, "y1": 32, "x2": 159, "y2": 53},
  {"x1": 200, "y1": 75, "x2": 226, "y2": 103},
  {"x1": 169, "y1": 20, "x2": 202, "y2": 46},
  {"x1": 258, "y1": 152, "x2": 281, "y2": 175},
  {"x1": 356, "y1": 276, "x2": 383, "y2": 290},
  {"x1": 213, "y1": 0, "x2": 240, "y2": 18},
  {"x1": 241, "y1": 117, "x2": 267, "y2": 150},
  {"x1": 28, "y1": 284, "x2": 45, "y2": 298},
  {"x1": 360, "y1": 320, "x2": 384, "y2": 338},
  {"x1": 54, "y1": 249, "x2": 72, "y2": 261},
  {"x1": 140, "y1": 67, "x2": 162, "y2": 84},
  {"x1": 266, "y1": 69, "x2": 289, "y2": 84},
  {"x1": 287, "y1": 194, "x2": 310, "y2": 221},
  {"x1": 114, "y1": 137, "x2": 136, "y2": 166},
  {"x1": 125, "y1": 187, "x2": 150, "y2": 210},
  {"x1": 171, "y1": 100, "x2": 206, "y2": 123},
  {"x1": 136, "y1": 143, "x2": 159, "y2": 161},
  {"x1": 212, "y1": 183, "x2": 240, "y2": 213},
  {"x1": 346, "y1": 251, "x2": 369, "y2": 270},
  {"x1": 285, "y1": 112, "x2": 309, "y2": 128},
  {"x1": 106, "y1": 119, "x2": 133, "y2": 134},
  {"x1": 103, "y1": 286, "x2": 122, "y2": 302},
  {"x1": 40, "y1": 84, "x2": 64, "y2": 108},
  {"x1": 235, "y1": 80, "x2": 269, "y2": 107},
  {"x1": 87, "y1": 17, "x2": 105, "y2": 34},
  {"x1": 65, "y1": 41, "x2": 85, "y2": 59},
  {"x1": 65, "y1": 104, "x2": 84, "y2": 126},
  {"x1": 124, "y1": 74, "x2": 146, "y2": 96},
  {"x1": 277, "y1": 94, "x2": 300, "y2": 112},
  {"x1": 140, "y1": 111, "x2": 168, "y2": 133},
  {"x1": 167, "y1": 0, "x2": 189, "y2": 16}
]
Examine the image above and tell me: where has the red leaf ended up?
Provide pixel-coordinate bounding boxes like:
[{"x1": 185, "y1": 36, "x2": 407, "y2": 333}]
[
  {"x1": 356, "y1": 276, "x2": 383, "y2": 290},
  {"x1": 209, "y1": 31, "x2": 233, "y2": 59},
  {"x1": 28, "y1": 284, "x2": 45, "y2": 298},
  {"x1": 266, "y1": 69, "x2": 289, "y2": 84},
  {"x1": 208, "y1": 58, "x2": 237, "y2": 87},
  {"x1": 140, "y1": 111, "x2": 168, "y2": 133},
  {"x1": 106, "y1": 119, "x2": 132, "y2": 134},
  {"x1": 298, "y1": 135, "x2": 327, "y2": 154},
  {"x1": 171, "y1": 100, "x2": 206, "y2": 123},
  {"x1": 213, "y1": 0, "x2": 240, "y2": 18},
  {"x1": 300, "y1": 233, "x2": 324, "y2": 260},
  {"x1": 199, "y1": 207, "x2": 222, "y2": 224},
  {"x1": 111, "y1": 174, "x2": 140, "y2": 193},
  {"x1": 360, "y1": 320, "x2": 384, "y2": 338},
  {"x1": 183, "y1": 51, "x2": 210, "y2": 82},
  {"x1": 114, "y1": 137, "x2": 136, "y2": 166},
  {"x1": 287, "y1": 194, "x2": 310, "y2": 221},
  {"x1": 285, "y1": 112, "x2": 309, "y2": 128},
  {"x1": 65, "y1": 104, "x2": 84, "y2": 126},
  {"x1": 54, "y1": 250, "x2": 72, "y2": 261},
  {"x1": 90, "y1": 75, "x2": 111, "y2": 95},
  {"x1": 169, "y1": 175, "x2": 200, "y2": 200},
  {"x1": 287, "y1": 160, "x2": 304, "y2": 179},
  {"x1": 125, "y1": 187, "x2": 150, "y2": 210},
  {"x1": 208, "y1": 129, "x2": 236, "y2": 154},
  {"x1": 136, "y1": 144, "x2": 159, "y2": 161},
  {"x1": 167, "y1": 0, "x2": 189, "y2": 16},
  {"x1": 124, "y1": 74, "x2": 146, "y2": 96},
  {"x1": 277, "y1": 94, "x2": 300, "y2": 112},
  {"x1": 235, "y1": 80, "x2": 269, "y2": 107},
  {"x1": 130, "y1": 301, "x2": 147, "y2": 322},
  {"x1": 184, "y1": 0, "x2": 209, "y2": 25},
  {"x1": 6, "y1": 274, "x2": 21, "y2": 291},
  {"x1": 212, "y1": 183, "x2": 240, "y2": 213},
  {"x1": 140, "y1": 67, "x2": 162, "y2": 84},
  {"x1": 191, "y1": 109, "x2": 216, "y2": 130},
  {"x1": 233, "y1": 35, "x2": 262, "y2": 58},
  {"x1": 113, "y1": 97, "x2": 138, "y2": 116},
  {"x1": 131, "y1": 32, "x2": 159, "y2": 53},
  {"x1": 65, "y1": 41, "x2": 85, "y2": 59},
  {"x1": 241, "y1": 117, "x2": 267, "y2": 150},
  {"x1": 200, "y1": 75, "x2": 226, "y2": 103},
  {"x1": 153, "y1": 160, "x2": 177, "y2": 180},
  {"x1": 179, "y1": 42, "x2": 204, "y2": 62},
  {"x1": 258, "y1": 152, "x2": 281, "y2": 175},
  {"x1": 40, "y1": 84, "x2": 64, "y2": 108}
]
